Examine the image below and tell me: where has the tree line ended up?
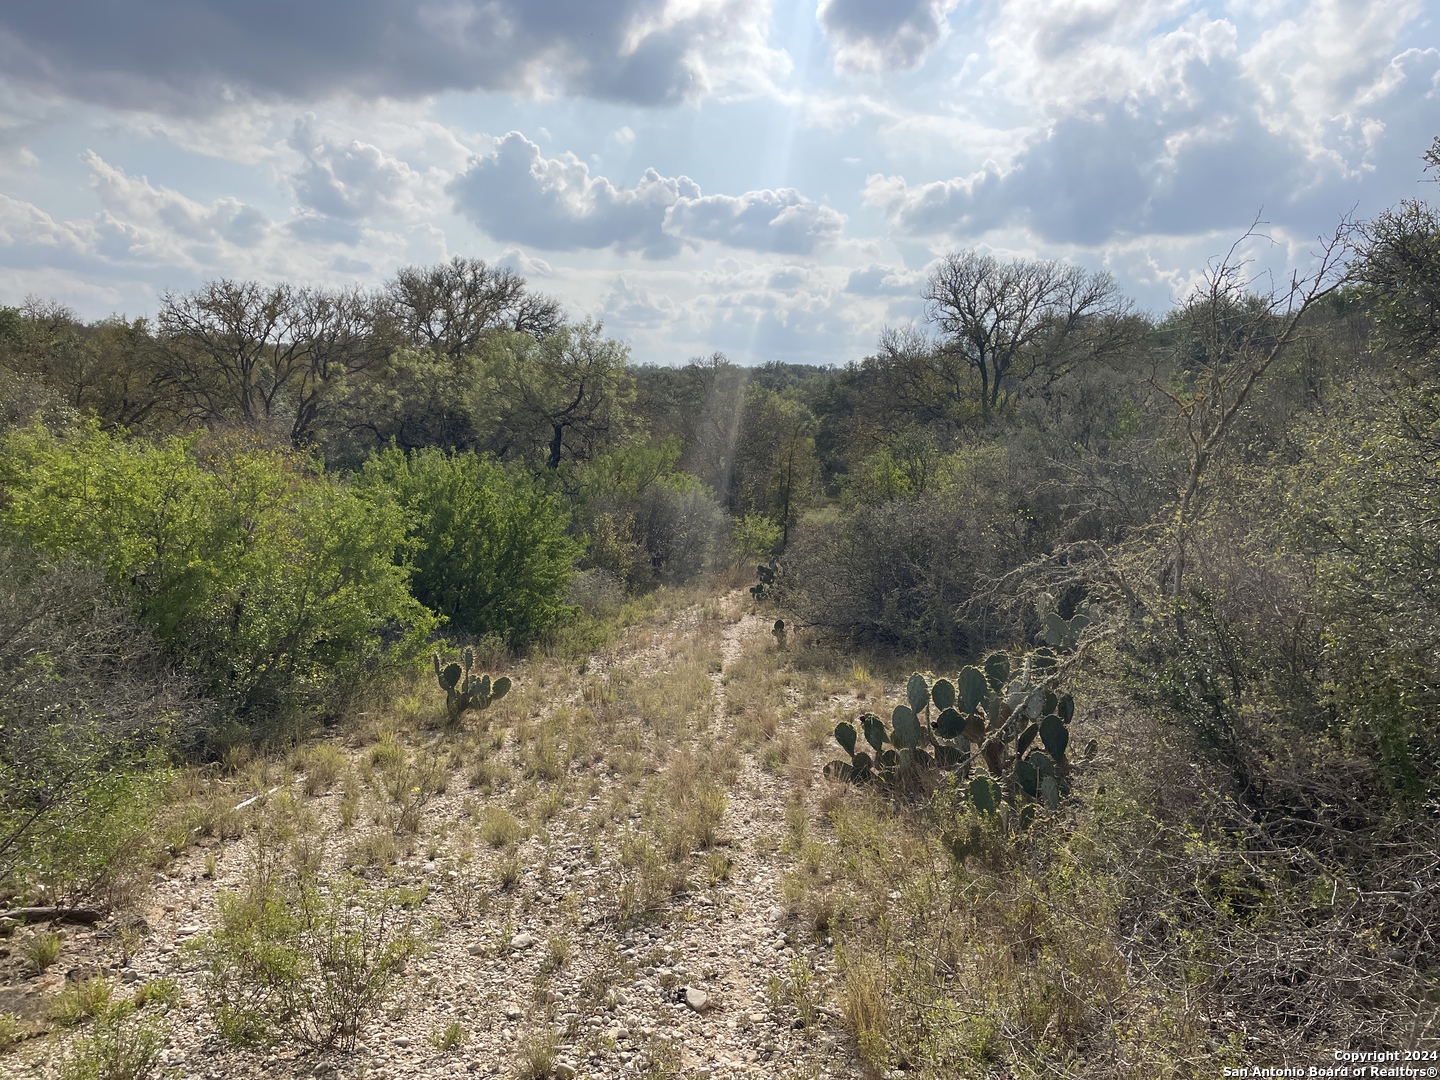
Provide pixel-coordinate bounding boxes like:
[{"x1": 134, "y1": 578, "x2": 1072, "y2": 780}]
[{"x1": 3, "y1": 135, "x2": 1439, "y2": 872}]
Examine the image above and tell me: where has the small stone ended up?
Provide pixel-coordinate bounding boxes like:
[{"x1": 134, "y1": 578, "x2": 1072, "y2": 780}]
[
  {"x1": 684, "y1": 988, "x2": 710, "y2": 1014},
  {"x1": 121, "y1": 969, "x2": 139, "y2": 984},
  {"x1": 509, "y1": 933, "x2": 535, "y2": 950},
  {"x1": 505, "y1": 1006, "x2": 523, "y2": 1021},
  {"x1": 466, "y1": 944, "x2": 485, "y2": 956},
  {"x1": 393, "y1": 1036, "x2": 412, "y2": 1048},
  {"x1": 555, "y1": 1065, "x2": 578, "y2": 1080},
  {"x1": 767, "y1": 906, "x2": 786, "y2": 923}
]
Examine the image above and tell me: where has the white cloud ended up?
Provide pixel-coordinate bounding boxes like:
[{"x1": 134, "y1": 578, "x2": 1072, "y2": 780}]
[
  {"x1": 817, "y1": 0, "x2": 958, "y2": 74},
  {"x1": 603, "y1": 275, "x2": 681, "y2": 329},
  {"x1": 449, "y1": 133, "x2": 699, "y2": 258},
  {"x1": 285, "y1": 117, "x2": 447, "y2": 244},
  {"x1": 669, "y1": 188, "x2": 845, "y2": 253},
  {"x1": 864, "y1": 0, "x2": 1438, "y2": 247},
  {"x1": 1242, "y1": 0, "x2": 1423, "y2": 157},
  {"x1": 449, "y1": 131, "x2": 845, "y2": 257},
  {"x1": 85, "y1": 151, "x2": 273, "y2": 261},
  {"x1": 844, "y1": 262, "x2": 928, "y2": 296},
  {"x1": 495, "y1": 247, "x2": 555, "y2": 278}
]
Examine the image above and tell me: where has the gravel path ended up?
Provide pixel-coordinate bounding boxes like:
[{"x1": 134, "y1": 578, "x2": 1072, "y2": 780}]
[{"x1": 2, "y1": 593, "x2": 867, "y2": 1080}]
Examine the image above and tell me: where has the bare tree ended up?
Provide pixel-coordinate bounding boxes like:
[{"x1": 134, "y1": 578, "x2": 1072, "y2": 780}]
[
  {"x1": 157, "y1": 279, "x2": 309, "y2": 429},
  {"x1": 923, "y1": 253, "x2": 1129, "y2": 419},
  {"x1": 1352, "y1": 141, "x2": 1440, "y2": 361},
  {"x1": 286, "y1": 287, "x2": 388, "y2": 446},
  {"x1": 157, "y1": 280, "x2": 386, "y2": 445},
  {"x1": 1156, "y1": 220, "x2": 1352, "y2": 602},
  {"x1": 384, "y1": 257, "x2": 562, "y2": 362}
]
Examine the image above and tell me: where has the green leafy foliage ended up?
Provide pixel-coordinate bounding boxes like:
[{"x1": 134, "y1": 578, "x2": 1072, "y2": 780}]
[
  {"x1": 360, "y1": 446, "x2": 578, "y2": 646},
  {"x1": 56, "y1": 1004, "x2": 169, "y2": 1080},
  {"x1": 732, "y1": 513, "x2": 782, "y2": 564},
  {"x1": 0, "y1": 423, "x2": 435, "y2": 738},
  {"x1": 194, "y1": 872, "x2": 429, "y2": 1051}
]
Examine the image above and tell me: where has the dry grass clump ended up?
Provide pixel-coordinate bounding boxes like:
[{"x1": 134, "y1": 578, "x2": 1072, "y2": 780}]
[
  {"x1": 790, "y1": 670, "x2": 1440, "y2": 1080},
  {"x1": 478, "y1": 806, "x2": 524, "y2": 849},
  {"x1": 294, "y1": 743, "x2": 347, "y2": 796},
  {"x1": 721, "y1": 646, "x2": 789, "y2": 743},
  {"x1": 628, "y1": 641, "x2": 720, "y2": 737},
  {"x1": 346, "y1": 830, "x2": 400, "y2": 870},
  {"x1": 655, "y1": 752, "x2": 728, "y2": 861}
]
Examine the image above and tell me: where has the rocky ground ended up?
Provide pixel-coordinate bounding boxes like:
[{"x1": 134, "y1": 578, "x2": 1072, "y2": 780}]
[{"x1": 1, "y1": 591, "x2": 886, "y2": 1080}]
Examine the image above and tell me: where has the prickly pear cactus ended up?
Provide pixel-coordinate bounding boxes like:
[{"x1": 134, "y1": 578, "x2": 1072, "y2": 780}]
[
  {"x1": 434, "y1": 647, "x2": 512, "y2": 730},
  {"x1": 1043, "y1": 609, "x2": 1091, "y2": 652},
  {"x1": 750, "y1": 560, "x2": 778, "y2": 601},
  {"x1": 822, "y1": 649, "x2": 1089, "y2": 818}
]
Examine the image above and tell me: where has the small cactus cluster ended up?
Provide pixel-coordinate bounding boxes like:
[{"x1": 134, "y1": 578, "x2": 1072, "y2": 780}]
[
  {"x1": 824, "y1": 648, "x2": 1096, "y2": 821},
  {"x1": 434, "y1": 647, "x2": 511, "y2": 729},
  {"x1": 750, "y1": 561, "x2": 777, "y2": 601}
]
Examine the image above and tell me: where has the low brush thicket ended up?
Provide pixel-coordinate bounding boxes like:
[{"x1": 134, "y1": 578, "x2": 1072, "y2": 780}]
[{"x1": 193, "y1": 871, "x2": 430, "y2": 1051}]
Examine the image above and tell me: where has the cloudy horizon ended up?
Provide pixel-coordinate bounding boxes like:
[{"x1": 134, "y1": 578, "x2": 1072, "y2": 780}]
[{"x1": 0, "y1": 0, "x2": 1436, "y2": 366}]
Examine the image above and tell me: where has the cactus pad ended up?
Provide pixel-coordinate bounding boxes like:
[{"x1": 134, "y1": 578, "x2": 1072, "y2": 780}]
[
  {"x1": 907, "y1": 673, "x2": 930, "y2": 717},
  {"x1": 958, "y1": 666, "x2": 988, "y2": 713},
  {"x1": 890, "y1": 705, "x2": 922, "y2": 751},
  {"x1": 969, "y1": 774, "x2": 1002, "y2": 815},
  {"x1": 1039, "y1": 714, "x2": 1069, "y2": 760}
]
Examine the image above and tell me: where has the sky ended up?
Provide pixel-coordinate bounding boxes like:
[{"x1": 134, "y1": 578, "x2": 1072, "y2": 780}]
[{"x1": 0, "y1": 0, "x2": 1436, "y2": 367}]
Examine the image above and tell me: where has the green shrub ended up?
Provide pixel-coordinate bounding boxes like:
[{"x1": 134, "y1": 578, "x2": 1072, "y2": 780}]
[
  {"x1": 359, "y1": 446, "x2": 578, "y2": 646},
  {"x1": 0, "y1": 423, "x2": 436, "y2": 739},
  {"x1": 731, "y1": 513, "x2": 781, "y2": 565},
  {"x1": 193, "y1": 872, "x2": 428, "y2": 1050},
  {"x1": 633, "y1": 474, "x2": 727, "y2": 587},
  {"x1": 0, "y1": 545, "x2": 182, "y2": 902},
  {"x1": 24, "y1": 930, "x2": 62, "y2": 974},
  {"x1": 130, "y1": 978, "x2": 182, "y2": 1012},
  {"x1": 778, "y1": 489, "x2": 1027, "y2": 656},
  {"x1": 51, "y1": 977, "x2": 119, "y2": 1027},
  {"x1": 55, "y1": 1006, "x2": 167, "y2": 1080},
  {"x1": 0, "y1": 1011, "x2": 20, "y2": 1051}
]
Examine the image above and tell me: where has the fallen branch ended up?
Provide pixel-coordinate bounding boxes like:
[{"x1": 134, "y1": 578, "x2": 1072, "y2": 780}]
[{"x1": 0, "y1": 906, "x2": 105, "y2": 925}]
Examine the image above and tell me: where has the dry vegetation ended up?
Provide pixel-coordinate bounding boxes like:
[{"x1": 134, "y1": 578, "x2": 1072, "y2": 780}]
[{"x1": 5, "y1": 580, "x2": 1426, "y2": 1080}]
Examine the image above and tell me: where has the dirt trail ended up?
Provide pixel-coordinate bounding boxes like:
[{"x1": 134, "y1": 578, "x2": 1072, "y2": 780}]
[{"x1": 3, "y1": 592, "x2": 864, "y2": 1080}]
